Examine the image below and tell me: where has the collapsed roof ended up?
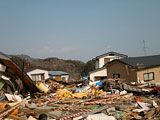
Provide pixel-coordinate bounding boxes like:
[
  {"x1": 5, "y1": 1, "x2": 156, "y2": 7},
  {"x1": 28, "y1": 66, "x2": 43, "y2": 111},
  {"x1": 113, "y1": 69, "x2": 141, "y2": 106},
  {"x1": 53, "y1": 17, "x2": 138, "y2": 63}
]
[
  {"x1": 0, "y1": 52, "x2": 38, "y2": 94},
  {"x1": 48, "y1": 71, "x2": 69, "y2": 76}
]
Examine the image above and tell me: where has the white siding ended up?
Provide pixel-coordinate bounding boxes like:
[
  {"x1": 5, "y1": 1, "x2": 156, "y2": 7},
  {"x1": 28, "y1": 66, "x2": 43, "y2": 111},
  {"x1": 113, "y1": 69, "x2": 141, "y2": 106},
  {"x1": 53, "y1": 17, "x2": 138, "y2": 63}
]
[
  {"x1": 61, "y1": 75, "x2": 69, "y2": 82},
  {"x1": 99, "y1": 56, "x2": 124, "y2": 68},
  {"x1": 27, "y1": 69, "x2": 49, "y2": 81},
  {"x1": 95, "y1": 60, "x2": 99, "y2": 69},
  {"x1": 90, "y1": 68, "x2": 107, "y2": 81}
]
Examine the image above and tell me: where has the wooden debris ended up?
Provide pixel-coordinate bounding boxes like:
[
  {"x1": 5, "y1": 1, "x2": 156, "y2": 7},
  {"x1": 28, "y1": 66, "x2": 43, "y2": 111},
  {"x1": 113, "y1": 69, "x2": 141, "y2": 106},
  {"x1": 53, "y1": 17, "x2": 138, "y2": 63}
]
[
  {"x1": 0, "y1": 100, "x2": 26, "y2": 119},
  {"x1": 73, "y1": 105, "x2": 112, "y2": 120}
]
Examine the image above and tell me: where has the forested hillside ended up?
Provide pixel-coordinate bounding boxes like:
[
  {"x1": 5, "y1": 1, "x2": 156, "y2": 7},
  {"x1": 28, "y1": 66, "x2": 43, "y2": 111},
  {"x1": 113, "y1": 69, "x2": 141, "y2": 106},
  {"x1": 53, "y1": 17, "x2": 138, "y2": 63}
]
[{"x1": 10, "y1": 55, "x2": 95, "y2": 79}]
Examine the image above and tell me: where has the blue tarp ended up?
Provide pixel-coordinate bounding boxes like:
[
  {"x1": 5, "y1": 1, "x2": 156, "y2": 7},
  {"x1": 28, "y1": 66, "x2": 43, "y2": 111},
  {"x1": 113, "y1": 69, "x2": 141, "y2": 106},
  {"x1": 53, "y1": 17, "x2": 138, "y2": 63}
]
[
  {"x1": 74, "y1": 85, "x2": 90, "y2": 93},
  {"x1": 95, "y1": 81, "x2": 103, "y2": 87}
]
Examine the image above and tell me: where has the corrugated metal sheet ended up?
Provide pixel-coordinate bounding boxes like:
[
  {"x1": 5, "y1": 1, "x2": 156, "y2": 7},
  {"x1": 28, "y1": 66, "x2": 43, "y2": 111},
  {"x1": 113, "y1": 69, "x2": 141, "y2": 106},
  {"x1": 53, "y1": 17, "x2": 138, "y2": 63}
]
[{"x1": 48, "y1": 71, "x2": 69, "y2": 76}]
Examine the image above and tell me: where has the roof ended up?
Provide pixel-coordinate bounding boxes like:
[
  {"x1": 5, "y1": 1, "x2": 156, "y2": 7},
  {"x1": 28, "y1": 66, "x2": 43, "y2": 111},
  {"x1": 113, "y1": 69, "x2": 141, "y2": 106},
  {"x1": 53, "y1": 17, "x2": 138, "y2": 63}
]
[
  {"x1": 0, "y1": 52, "x2": 38, "y2": 93},
  {"x1": 107, "y1": 54, "x2": 160, "y2": 70},
  {"x1": 48, "y1": 71, "x2": 69, "y2": 76},
  {"x1": 89, "y1": 66, "x2": 106, "y2": 74},
  {"x1": 25, "y1": 68, "x2": 48, "y2": 73},
  {"x1": 93, "y1": 51, "x2": 128, "y2": 60}
]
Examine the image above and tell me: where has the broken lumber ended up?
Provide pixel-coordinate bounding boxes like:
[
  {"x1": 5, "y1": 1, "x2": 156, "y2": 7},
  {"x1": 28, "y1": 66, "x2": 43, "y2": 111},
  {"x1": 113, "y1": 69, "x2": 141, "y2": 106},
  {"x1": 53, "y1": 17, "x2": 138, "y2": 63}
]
[
  {"x1": 73, "y1": 104, "x2": 112, "y2": 120},
  {"x1": 0, "y1": 100, "x2": 26, "y2": 119}
]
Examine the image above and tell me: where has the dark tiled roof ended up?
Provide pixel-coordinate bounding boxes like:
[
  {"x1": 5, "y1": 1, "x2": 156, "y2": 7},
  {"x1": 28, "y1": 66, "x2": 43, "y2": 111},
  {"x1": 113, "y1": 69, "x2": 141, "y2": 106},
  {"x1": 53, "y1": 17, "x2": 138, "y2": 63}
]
[
  {"x1": 89, "y1": 66, "x2": 106, "y2": 74},
  {"x1": 93, "y1": 51, "x2": 128, "y2": 60},
  {"x1": 120, "y1": 55, "x2": 160, "y2": 69}
]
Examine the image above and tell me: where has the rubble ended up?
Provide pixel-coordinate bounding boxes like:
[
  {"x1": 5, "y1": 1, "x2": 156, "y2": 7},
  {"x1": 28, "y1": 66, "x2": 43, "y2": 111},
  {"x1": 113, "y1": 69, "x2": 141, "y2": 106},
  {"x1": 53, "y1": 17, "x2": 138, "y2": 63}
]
[
  {"x1": 0, "y1": 80, "x2": 160, "y2": 120},
  {"x1": 0, "y1": 52, "x2": 38, "y2": 96},
  {"x1": 0, "y1": 52, "x2": 160, "y2": 119}
]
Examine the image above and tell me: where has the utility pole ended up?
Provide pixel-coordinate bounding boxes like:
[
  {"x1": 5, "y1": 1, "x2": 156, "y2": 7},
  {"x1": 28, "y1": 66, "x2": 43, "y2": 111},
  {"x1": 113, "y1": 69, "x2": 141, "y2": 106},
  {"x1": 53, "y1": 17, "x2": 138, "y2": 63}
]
[{"x1": 143, "y1": 40, "x2": 147, "y2": 56}]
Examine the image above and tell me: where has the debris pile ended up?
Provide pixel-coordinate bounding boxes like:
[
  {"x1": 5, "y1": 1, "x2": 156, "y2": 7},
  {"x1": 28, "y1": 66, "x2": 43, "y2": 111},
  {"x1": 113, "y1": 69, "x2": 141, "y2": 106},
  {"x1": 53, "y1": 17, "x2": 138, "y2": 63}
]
[
  {"x1": 1, "y1": 80, "x2": 160, "y2": 120},
  {"x1": 0, "y1": 52, "x2": 38, "y2": 96},
  {"x1": 0, "y1": 52, "x2": 160, "y2": 119}
]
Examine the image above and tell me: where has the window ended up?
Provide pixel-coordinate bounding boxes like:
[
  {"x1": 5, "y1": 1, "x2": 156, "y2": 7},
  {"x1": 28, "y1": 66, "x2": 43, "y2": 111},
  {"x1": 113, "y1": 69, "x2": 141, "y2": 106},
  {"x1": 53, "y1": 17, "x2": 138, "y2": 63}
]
[
  {"x1": 104, "y1": 58, "x2": 110, "y2": 64},
  {"x1": 113, "y1": 73, "x2": 120, "y2": 79},
  {"x1": 144, "y1": 72, "x2": 154, "y2": 81},
  {"x1": 31, "y1": 74, "x2": 45, "y2": 81},
  {"x1": 109, "y1": 53, "x2": 115, "y2": 56},
  {"x1": 62, "y1": 77, "x2": 67, "y2": 81}
]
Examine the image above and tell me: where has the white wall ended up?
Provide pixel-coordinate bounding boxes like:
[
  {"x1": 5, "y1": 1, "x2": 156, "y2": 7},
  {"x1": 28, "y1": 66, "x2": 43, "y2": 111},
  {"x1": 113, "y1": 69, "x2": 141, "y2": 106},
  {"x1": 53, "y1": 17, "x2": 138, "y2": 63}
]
[
  {"x1": 95, "y1": 60, "x2": 99, "y2": 69},
  {"x1": 61, "y1": 75, "x2": 69, "y2": 82},
  {"x1": 99, "y1": 56, "x2": 124, "y2": 68},
  {"x1": 0, "y1": 64, "x2": 6, "y2": 72},
  {"x1": 90, "y1": 68, "x2": 107, "y2": 81},
  {"x1": 27, "y1": 69, "x2": 49, "y2": 81}
]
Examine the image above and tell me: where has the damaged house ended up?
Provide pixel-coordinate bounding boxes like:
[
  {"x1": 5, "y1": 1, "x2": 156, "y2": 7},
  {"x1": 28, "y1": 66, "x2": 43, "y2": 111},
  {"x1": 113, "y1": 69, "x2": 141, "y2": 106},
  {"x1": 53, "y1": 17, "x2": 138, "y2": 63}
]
[
  {"x1": 26, "y1": 68, "x2": 49, "y2": 83},
  {"x1": 106, "y1": 54, "x2": 160, "y2": 84},
  {"x1": 0, "y1": 52, "x2": 38, "y2": 95},
  {"x1": 27, "y1": 68, "x2": 70, "y2": 83}
]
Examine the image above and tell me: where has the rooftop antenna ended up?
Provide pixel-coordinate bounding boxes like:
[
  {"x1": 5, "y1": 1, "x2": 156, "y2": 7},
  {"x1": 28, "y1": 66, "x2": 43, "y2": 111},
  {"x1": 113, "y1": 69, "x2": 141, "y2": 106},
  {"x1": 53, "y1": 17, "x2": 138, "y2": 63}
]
[{"x1": 143, "y1": 40, "x2": 147, "y2": 56}]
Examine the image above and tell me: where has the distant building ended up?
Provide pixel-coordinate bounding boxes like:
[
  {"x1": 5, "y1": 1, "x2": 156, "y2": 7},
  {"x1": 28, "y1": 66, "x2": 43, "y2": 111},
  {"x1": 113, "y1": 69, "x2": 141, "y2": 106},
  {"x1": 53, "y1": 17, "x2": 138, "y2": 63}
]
[
  {"x1": 89, "y1": 51, "x2": 127, "y2": 81},
  {"x1": 27, "y1": 68, "x2": 69, "y2": 83},
  {"x1": 48, "y1": 71, "x2": 69, "y2": 82},
  {"x1": 27, "y1": 68, "x2": 49, "y2": 82},
  {"x1": 106, "y1": 55, "x2": 160, "y2": 84}
]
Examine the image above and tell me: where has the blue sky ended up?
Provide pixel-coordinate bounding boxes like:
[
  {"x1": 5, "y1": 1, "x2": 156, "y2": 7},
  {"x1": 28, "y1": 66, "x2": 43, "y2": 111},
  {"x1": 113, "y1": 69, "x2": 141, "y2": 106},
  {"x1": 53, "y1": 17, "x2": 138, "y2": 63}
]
[{"x1": 0, "y1": 0, "x2": 160, "y2": 62}]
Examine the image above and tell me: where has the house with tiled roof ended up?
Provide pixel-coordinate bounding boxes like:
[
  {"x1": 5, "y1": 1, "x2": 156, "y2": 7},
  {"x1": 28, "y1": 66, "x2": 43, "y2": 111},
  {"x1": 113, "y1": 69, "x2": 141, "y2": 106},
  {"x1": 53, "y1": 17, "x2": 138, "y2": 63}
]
[
  {"x1": 106, "y1": 54, "x2": 160, "y2": 84},
  {"x1": 89, "y1": 51, "x2": 127, "y2": 81}
]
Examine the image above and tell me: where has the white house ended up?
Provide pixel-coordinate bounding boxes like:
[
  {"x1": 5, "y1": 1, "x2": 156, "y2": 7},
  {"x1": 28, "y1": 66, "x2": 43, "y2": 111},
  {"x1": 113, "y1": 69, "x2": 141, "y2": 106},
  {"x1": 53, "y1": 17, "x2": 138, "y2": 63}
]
[
  {"x1": 27, "y1": 68, "x2": 49, "y2": 82},
  {"x1": 89, "y1": 51, "x2": 127, "y2": 81},
  {"x1": 27, "y1": 68, "x2": 70, "y2": 83}
]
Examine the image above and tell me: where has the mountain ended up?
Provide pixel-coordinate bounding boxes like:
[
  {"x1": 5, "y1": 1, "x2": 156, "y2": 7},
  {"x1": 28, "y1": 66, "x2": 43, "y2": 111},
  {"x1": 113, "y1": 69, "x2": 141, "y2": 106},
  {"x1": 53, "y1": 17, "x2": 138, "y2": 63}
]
[
  {"x1": 10, "y1": 54, "x2": 95, "y2": 80},
  {"x1": 10, "y1": 55, "x2": 82, "y2": 79},
  {"x1": 31, "y1": 57, "x2": 86, "y2": 79},
  {"x1": 15, "y1": 54, "x2": 34, "y2": 61}
]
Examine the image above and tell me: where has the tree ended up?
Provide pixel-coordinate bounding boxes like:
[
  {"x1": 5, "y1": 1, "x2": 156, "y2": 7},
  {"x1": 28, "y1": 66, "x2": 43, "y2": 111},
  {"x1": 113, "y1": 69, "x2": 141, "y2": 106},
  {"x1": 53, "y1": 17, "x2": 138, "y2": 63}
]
[{"x1": 81, "y1": 60, "x2": 95, "y2": 76}]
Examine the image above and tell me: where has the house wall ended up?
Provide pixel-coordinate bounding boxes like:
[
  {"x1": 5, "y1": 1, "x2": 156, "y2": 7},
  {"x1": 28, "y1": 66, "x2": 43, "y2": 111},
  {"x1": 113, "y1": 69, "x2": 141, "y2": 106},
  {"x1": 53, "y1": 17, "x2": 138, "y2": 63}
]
[
  {"x1": 107, "y1": 61, "x2": 137, "y2": 83},
  {"x1": 54, "y1": 76, "x2": 61, "y2": 81},
  {"x1": 98, "y1": 56, "x2": 124, "y2": 68},
  {"x1": 90, "y1": 68, "x2": 107, "y2": 81},
  {"x1": 27, "y1": 69, "x2": 49, "y2": 81},
  {"x1": 95, "y1": 60, "x2": 99, "y2": 69},
  {"x1": 137, "y1": 66, "x2": 160, "y2": 84}
]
